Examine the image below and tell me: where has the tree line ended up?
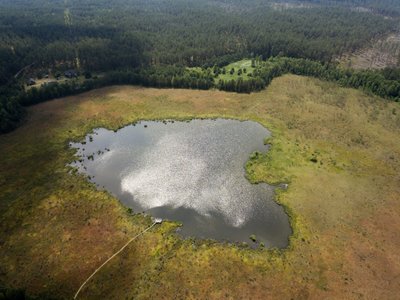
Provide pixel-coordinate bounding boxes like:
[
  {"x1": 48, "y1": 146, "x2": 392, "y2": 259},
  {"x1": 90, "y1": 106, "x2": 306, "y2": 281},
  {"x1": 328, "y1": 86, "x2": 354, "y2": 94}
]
[
  {"x1": 218, "y1": 57, "x2": 400, "y2": 100},
  {"x1": 2, "y1": 57, "x2": 399, "y2": 133}
]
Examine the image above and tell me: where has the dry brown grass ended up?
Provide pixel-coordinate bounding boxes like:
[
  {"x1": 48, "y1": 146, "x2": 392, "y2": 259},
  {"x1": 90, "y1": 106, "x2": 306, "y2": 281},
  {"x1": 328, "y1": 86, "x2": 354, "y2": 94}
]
[{"x1": 0, "y1": 75, "x2": 399, "y2": 299}]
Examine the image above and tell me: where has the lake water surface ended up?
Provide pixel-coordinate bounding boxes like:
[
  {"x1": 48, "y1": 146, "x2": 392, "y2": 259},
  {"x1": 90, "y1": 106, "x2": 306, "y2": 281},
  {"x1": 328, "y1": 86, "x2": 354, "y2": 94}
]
[{"x1": 70, "y1": 119, "x2": 291, "y2": 247}]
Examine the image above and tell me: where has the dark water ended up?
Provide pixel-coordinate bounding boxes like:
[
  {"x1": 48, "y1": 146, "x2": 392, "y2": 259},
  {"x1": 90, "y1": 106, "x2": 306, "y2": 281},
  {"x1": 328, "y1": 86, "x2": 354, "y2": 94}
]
[{"x1": 70, "y1": 119, "x2": 291, "y2": 248}]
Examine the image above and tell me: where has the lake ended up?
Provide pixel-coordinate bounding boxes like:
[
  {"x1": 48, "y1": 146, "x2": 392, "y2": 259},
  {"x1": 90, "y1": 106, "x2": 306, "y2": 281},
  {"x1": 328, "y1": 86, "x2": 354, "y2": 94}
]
[{"x1": 70, "y1": 119, "x2": 291, "y2": 248}]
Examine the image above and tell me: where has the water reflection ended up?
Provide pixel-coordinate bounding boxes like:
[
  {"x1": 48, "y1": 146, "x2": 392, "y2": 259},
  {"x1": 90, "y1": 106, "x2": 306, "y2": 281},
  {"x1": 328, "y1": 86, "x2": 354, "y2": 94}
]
[{"x1": 70, "y1": 119, "x2": 291, "y2": 247}]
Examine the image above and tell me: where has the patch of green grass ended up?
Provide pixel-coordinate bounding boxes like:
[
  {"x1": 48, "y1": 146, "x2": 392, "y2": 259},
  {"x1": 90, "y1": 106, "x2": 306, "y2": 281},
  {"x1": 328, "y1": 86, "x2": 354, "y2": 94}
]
[{"x1": 215, "y1": 59, "x2": 256, "y2": 82}]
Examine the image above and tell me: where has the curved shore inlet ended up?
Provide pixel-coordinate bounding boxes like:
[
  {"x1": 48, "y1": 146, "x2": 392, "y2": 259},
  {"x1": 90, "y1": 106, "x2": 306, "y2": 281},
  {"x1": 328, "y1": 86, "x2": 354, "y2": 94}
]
[{"x1": 70, "y1": 119, "x2": 291, "y2": 247}]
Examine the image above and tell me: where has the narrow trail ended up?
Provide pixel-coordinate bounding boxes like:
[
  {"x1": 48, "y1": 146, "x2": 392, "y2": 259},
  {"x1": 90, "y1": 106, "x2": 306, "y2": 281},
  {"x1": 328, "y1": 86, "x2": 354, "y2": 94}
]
[
  {"x1": 13, "y1": 63, "x2": 35, "y2": 79},
  {"x1": 74, "y1": 220, "x2": 162, "y2": 299}
]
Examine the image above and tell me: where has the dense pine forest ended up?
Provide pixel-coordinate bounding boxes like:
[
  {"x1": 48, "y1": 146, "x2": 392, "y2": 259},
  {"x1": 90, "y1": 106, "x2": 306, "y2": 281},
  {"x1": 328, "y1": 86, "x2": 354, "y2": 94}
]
[{"x1": 1, "y1": 0, "x2": 400, "y2": 133}]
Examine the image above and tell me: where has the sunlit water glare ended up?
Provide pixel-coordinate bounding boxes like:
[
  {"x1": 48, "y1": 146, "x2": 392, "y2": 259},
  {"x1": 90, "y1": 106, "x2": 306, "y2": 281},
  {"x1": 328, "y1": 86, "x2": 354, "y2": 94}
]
[{"x1": 70, "y1": 119, "x2": 291, "y2": 247}]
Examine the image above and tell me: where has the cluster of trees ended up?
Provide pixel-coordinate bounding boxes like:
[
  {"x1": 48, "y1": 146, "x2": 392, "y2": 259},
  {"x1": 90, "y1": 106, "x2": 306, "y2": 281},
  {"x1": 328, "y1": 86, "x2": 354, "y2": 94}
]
[
  {"x1": 217, "y1": 78, "x2": 266, "y2": 93},
  {"x1": 0, "y1": 96, "x2": 23, "y2": 133},
  {"x1": 0, "y1": 83, "x2": 24, "y2": 133}
]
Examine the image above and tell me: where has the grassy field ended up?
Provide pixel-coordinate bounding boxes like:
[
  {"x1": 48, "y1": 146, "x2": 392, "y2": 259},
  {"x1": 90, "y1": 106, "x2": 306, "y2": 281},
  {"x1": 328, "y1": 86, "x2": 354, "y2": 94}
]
[
  {"x1": 215, "y1": 59, "x2": 256, "y2": 82},
  {"x1": 0, "y1": 75, "x2": 400, "y2": 299}
]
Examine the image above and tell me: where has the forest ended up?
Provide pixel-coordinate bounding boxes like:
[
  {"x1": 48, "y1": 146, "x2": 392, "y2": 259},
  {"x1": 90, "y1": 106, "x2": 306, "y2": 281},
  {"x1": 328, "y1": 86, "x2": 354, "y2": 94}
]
[{"x1": 1, "y1": 0, "x2": 400, "y2": 133}]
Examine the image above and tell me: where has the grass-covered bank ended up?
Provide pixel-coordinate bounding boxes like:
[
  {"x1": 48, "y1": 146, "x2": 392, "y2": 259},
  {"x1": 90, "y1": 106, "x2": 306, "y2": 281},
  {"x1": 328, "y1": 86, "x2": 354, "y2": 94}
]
[{"x1": 0, "y1": 75, "x2": 400, "y2": 299}]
